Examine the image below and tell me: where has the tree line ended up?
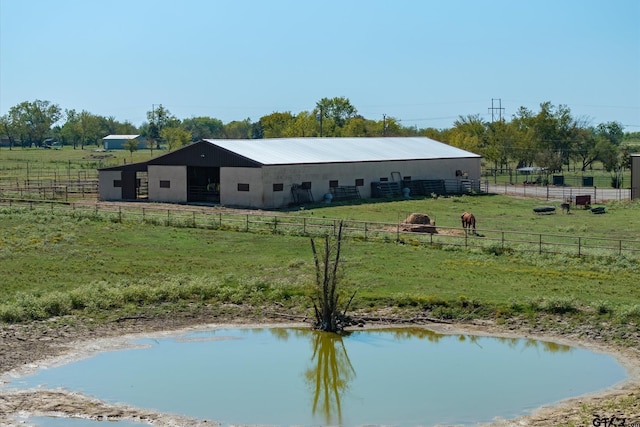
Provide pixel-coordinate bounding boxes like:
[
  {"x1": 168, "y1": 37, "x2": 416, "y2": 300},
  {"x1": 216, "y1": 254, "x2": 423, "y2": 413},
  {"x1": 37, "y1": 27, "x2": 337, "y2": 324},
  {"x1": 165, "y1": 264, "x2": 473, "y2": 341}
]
[{"x1": 1, "y1": 97, "x2": 637, "y2": 183}]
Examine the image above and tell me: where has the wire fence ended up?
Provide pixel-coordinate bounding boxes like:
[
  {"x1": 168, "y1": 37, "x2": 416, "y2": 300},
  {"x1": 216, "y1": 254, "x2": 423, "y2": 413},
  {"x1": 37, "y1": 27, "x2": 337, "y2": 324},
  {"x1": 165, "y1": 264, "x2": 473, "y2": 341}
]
[
  {"x1": 485, "y1": 182, "x2": 631, "y2": 202},
  {"x1": 0, "y1": 180, "x2": 98, "y2": 201},
  {"x1": 2, "y1": 199, "x2": 639, "y2": 260}
]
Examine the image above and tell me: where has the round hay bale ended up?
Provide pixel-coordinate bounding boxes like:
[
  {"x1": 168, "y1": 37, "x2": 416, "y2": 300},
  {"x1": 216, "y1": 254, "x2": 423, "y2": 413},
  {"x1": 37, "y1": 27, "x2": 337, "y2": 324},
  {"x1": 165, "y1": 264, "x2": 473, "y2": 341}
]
[
  {"x1": 401, "y1": 213, "x2": 437, "y2": 234},
  {"x1": 405, "y1": 213, "x2": 432, "y2": 225}
]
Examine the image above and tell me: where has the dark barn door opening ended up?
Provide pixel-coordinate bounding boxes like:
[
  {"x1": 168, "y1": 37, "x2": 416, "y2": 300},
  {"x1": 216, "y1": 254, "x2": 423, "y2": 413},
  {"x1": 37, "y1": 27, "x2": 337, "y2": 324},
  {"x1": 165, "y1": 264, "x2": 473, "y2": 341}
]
[
  {"x1": 187, "y1": 166, "x2": 220, "y2": 202},
  {"x1": 121, "y1": 171, "x2": 138, "y2": 200}
]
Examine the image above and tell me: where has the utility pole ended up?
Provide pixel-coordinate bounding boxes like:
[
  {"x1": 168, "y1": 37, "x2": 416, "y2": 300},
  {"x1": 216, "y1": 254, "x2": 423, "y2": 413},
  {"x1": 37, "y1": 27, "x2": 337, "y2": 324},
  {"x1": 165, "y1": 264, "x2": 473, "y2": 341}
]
[
  {"x1": 383, "y1": 114, "x2": 387, "y2": 136},
  {"x1": 488, "y1": 98, "x2": 504, "y2": 122}
]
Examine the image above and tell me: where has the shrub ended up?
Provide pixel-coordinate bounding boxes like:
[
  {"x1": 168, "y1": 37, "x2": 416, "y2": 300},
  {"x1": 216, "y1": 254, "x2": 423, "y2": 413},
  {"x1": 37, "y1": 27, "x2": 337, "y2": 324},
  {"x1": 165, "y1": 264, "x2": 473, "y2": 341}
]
[
  {"x1": 541, "y1": 296, "x2": 578, "y2": 314},
  {"x1": 618, "y1": 304, "x2": 640, "y2": 323}
]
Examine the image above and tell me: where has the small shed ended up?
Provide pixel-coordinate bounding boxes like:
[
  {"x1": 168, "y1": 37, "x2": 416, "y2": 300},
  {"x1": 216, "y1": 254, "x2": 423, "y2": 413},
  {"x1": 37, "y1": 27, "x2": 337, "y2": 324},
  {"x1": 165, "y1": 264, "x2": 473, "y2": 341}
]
[{"x1": 102, "y1": 135, "x2": 145, "y2": 150}]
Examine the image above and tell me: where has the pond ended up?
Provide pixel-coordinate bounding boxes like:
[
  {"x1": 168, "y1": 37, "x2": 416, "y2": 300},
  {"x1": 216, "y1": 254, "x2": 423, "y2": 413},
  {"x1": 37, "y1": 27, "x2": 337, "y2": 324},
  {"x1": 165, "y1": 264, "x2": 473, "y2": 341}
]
[{"x1": 7, "y1": 327, "x2": 628, "y2": 427}]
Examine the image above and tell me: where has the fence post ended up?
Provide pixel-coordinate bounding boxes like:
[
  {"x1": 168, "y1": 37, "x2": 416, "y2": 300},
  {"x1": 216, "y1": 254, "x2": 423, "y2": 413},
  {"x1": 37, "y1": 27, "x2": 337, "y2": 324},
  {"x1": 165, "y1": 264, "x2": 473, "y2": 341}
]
[
  {"x1": 246, "y1": 214, "x2": 249, "y2": 232},
  {"x1": 539, "y1": 234, "x2": 542, "y2": 254},
  {"x1": 167, "y1": 209, "x2": 170, "y2": 225},
  {"x1": 364, "y1": 222, "x2": 368, "y2": 240},
  {"x1": 193, "y1": 211, "x2": 196, "y2": 228},
  {"x1": 578, "y1": 237, "x2": 581, "y2": 257},
  {"x1": 142, "y1": 208, "x2": 145, "y2": 222},
  {"x1": 119, "y1": 206, "x2": 122, "y2": 223},
  {"x1": 501, "y1": 231, "x2": 505, "y2": 249},
  {"x1": 619, "y1": 240, "x2": 622, "y2": 256},
  {"x1": 593, "y1": 186, "x2": 597, "y2": 204},
  {"x1": 303, "y1": 217, "x2": 306, "y2": 235}
]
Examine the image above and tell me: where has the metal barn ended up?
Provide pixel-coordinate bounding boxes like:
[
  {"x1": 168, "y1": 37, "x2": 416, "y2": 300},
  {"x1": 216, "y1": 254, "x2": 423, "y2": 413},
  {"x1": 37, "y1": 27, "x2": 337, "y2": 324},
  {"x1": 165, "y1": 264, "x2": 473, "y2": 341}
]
[{"x1": 98, "y1": 137, "x2": 482, "y2": 208}]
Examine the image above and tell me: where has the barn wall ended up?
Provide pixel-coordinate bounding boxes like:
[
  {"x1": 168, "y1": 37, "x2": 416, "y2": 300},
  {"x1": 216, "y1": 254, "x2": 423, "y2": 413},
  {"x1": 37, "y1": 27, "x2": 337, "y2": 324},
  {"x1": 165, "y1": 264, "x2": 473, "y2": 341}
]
[
  {"x1": 219, "y1": 157, "x2": 481, "y2": 208},
  {"x1": 98, "y1": 170, "x2": 123, "y2": 200},
  {"x1": 632, "y1": 155, "x2": 640, "y2": 200},
  {"x1": 220, "y1": 167, "x2": 264, "y2": 207},
  {"x1": 148, "y1": 165, "x2": 187, "y2": 203}
]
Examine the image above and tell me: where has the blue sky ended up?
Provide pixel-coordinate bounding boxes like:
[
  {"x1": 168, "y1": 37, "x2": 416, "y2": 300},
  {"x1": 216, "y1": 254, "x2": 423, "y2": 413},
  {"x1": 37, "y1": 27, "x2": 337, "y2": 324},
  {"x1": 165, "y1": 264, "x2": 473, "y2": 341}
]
[{"x1": 1, "y1": 0, "x2": 639, "y2": 130}]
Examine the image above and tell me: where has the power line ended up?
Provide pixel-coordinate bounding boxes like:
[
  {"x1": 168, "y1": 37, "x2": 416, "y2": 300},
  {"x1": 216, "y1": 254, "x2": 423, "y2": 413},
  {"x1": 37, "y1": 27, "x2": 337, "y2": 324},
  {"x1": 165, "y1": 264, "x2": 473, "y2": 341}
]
[{"x1": 488, "y1": 98, "x2": 504, "y2": 122}]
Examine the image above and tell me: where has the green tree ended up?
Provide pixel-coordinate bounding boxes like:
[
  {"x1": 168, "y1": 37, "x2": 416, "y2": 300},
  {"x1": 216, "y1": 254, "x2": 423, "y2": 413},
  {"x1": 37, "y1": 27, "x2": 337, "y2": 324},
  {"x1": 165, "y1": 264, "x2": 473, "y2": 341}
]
[
  {"x1": 570, "y1": 125, "x2": 599, "y2": 171},
  {"x1": 146, "y1": 105, "x2": 178, "y2": 148},
  {"x1": 60, "y1": 109, "x2": 82, "y2": 149},
  {"x1": 161, "y1": 127, "x2": 191, "y2": 151},
  {"x1": 0, "y1": 114, "x2": 18, "y2": 149},
  {"x1": 260, "y1": 112, "x2": 295, "y2": 138},
  {"x1": 124, "y1": 138, "x2": 139, "y2": 160},
  {"x1": 7, "y1": 100, "x2": 62, "y2": 147},
  {"x1": 316, "y1": 97, "x2": 358, "y2": 135},
  {"x1": 181, "y1": 116, "x2": 224, "y2": 141},
  {"x1": 448, "y1": 114, "x2": 487, "y2": 155},
  {"x1": 595, "y1": 121, "x2": 626, "y2": 188},
  {"x1": 286, "y1": 111, "x2": 319, "y2": 137},
  {"x1": 223, "y1": 119, "x2": 253, "y2": 139}
]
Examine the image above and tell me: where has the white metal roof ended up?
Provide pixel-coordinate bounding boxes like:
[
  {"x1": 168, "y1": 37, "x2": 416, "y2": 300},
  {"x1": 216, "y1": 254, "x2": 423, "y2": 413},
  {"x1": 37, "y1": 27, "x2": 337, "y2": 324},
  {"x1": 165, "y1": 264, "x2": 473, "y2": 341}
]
[
  {"x1": 203, "y1": 137, "x2": 480, "y2": 165},
  {"x1": 103, "y1": 135, "x2": 140, "y2": 139}
]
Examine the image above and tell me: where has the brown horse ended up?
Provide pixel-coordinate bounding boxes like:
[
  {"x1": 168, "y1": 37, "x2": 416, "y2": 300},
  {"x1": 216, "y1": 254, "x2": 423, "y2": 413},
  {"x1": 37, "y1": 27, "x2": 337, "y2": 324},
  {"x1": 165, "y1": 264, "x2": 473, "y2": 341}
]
[{"x1": 461, "y1": 212, "x2": 476, "y2": 235}]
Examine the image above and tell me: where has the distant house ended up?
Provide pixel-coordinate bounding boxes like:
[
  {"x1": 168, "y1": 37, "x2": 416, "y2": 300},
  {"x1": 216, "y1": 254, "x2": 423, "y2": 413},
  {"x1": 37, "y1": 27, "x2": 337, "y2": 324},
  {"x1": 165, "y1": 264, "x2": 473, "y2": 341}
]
[{"x1": 102, "y1": 135, "x2": 146, "y2": 150}]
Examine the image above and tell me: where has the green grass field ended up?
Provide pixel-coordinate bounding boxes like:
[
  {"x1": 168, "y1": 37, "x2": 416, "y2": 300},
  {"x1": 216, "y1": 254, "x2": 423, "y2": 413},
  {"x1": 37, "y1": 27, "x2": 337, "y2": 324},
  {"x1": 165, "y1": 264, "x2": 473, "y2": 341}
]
[
  {"x1": 0, "y1": 145, "x2": 161, "y2": 181},
  {"x1": 1, "y1": 196, "x2": 639, "y2": 338}
]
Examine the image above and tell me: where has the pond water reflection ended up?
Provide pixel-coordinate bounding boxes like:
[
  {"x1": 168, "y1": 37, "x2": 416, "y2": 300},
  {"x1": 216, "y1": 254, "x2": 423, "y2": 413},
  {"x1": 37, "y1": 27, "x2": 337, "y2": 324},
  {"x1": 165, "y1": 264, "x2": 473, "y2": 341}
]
[{"x1": 12, "y1": 327, "x2": 627, "y2": 427}]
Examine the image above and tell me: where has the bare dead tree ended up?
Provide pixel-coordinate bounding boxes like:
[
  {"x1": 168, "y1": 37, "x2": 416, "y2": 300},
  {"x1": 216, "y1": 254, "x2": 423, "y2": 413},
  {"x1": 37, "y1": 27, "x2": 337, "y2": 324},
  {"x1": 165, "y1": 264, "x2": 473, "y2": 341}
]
[{"x1": 310, "y1": 221, "x2": 355, "y2": 332}]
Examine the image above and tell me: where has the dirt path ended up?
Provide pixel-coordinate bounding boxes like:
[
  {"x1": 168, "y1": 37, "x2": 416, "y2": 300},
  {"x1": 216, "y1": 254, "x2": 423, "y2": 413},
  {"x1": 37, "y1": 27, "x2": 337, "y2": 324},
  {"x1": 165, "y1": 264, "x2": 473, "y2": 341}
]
[{"x1": 1, "y1": 309, "x2": 639, "y2": 427}]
